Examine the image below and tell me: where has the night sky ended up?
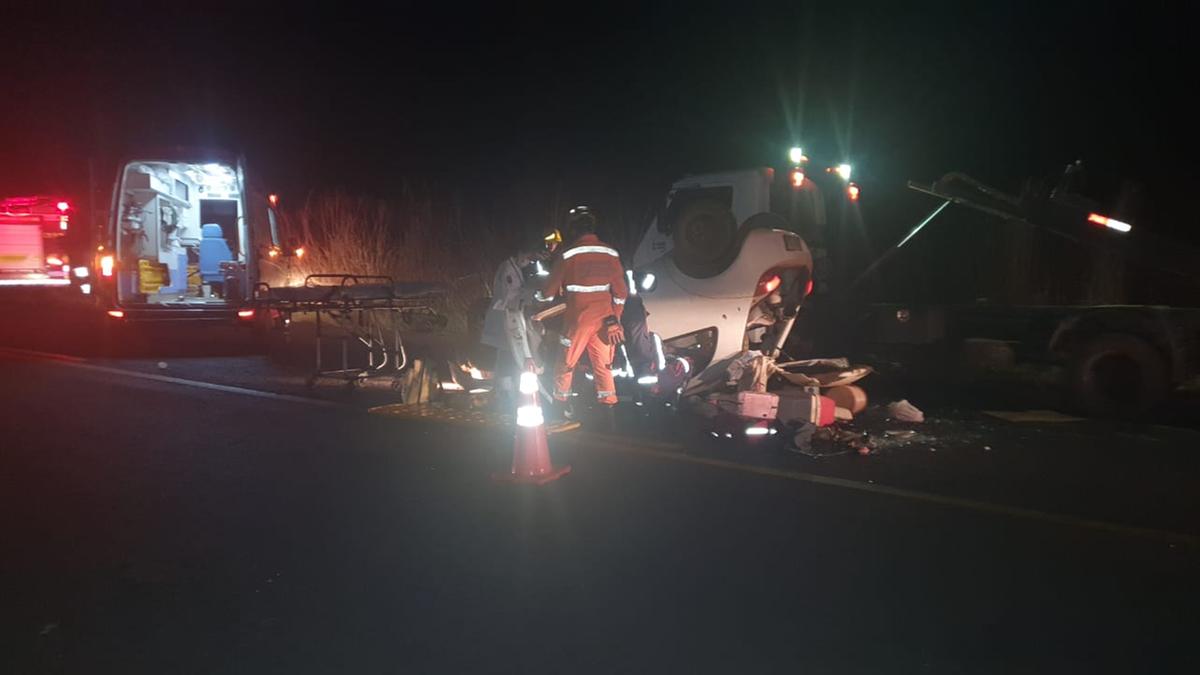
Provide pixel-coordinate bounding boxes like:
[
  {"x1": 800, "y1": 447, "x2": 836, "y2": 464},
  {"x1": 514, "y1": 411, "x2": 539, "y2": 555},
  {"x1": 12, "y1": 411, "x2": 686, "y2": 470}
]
[{"x1": 2, "y1": 2, "x2": 1195, "y2": 244}]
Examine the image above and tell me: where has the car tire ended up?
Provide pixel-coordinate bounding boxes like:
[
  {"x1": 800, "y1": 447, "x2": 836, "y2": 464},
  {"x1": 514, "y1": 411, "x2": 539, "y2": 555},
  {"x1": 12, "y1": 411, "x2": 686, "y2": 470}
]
[
  {"x1": 672, "y1": 199, "x2": 738, "y2": 278},
  {"x1": 1066, "y1": 333, "x2": 1167, "y2": 418}
]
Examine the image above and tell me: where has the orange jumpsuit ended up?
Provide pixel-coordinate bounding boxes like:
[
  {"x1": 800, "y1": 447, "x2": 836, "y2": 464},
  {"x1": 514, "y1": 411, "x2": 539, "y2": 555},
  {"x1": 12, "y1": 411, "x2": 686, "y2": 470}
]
[{"x1": 542, "y1": 234, "x2": 629, "y2": 405}]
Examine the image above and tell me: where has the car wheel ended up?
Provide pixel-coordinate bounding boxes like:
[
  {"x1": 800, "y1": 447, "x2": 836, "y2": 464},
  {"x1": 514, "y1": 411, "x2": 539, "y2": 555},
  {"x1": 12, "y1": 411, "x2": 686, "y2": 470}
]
[
  {"x1": 1066, "y1": 333, "x2": 1167, "y2": 418},
  {"x1": 672, "y1": 199, "x2": 737, "y2": 278}
]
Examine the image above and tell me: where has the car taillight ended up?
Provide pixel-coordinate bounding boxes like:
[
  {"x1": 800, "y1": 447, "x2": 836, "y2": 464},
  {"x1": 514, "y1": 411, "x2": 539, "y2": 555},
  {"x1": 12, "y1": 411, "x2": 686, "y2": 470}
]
[
  {"x1": 790, "y1": 169, "x2": 805, "y2": 188},
  {"x1": 805, "y1": 278, "x2": 814, "y2": 296},
  {"x1": 237, "y1": 309, "x2": 255, "y2": 319},
  {"x1": 763, "y1": 275, "x2": 781, "y2": 293},
  {"x1": 100, "y1": 255, "x2": 114, "y2": 277},
  {"x1": 106, "y1": 310, "x2": 124, "y2": 319},
  {"x1": 847, "y1": 183, "x2": 861, "y2": 201}
]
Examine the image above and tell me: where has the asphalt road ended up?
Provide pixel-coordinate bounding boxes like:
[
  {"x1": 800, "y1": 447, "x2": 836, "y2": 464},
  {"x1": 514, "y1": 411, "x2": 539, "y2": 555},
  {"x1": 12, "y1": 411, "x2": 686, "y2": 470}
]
[
  {"x1": 3, "y1": 347, "x2": 1199, "y2": 673},
  {"x1": 3, "y1": 292, "x2": 1200, "y2": 672}
]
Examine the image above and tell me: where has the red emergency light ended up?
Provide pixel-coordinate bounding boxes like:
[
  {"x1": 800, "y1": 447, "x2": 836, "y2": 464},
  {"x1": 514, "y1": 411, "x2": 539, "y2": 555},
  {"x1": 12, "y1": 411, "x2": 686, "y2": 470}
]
[
  {"x1": 56, "y1": 201, "x2": 70, "y2": 212},
  {"x1": 805, "y1": 278, "x2": 814, "y2": 296},
  {"x1": 790, "y1": 169, "x2": 805, "y2": 188}
]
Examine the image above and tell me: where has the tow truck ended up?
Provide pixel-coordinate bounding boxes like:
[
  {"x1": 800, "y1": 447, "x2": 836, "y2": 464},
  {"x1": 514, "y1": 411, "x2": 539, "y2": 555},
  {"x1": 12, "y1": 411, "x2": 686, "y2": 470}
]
[
  {"x1": 847, "y1": 164, "x2": 1200, "y2": 417},
  {"x1": 0, "y1": 195, "x2": 85, "y2": 291}
]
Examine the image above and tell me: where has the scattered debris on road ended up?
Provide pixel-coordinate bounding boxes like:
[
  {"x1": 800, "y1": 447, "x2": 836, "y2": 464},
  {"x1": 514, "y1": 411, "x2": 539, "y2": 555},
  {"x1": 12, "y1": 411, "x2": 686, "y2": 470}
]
[{"x1": 887, "y1": 399, "x2": 925, "y2": 423}]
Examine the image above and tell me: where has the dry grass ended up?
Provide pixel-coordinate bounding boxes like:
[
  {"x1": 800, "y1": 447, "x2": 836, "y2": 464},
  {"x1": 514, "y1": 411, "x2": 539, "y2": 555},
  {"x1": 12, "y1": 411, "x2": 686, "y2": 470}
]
[{"x1": 262, "y1": 188, "x2": 509, "y2": 336}]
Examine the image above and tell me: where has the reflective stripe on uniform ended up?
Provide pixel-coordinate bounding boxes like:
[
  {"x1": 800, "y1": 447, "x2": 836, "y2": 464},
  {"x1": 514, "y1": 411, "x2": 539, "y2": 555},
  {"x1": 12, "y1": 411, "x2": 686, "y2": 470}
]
[
  {"x1": 559, "y1": 336, "x2": 572, "y2": 347},
  {"x1": 562, "y1": 245, "x2": 619, "y2": 260},
  {"x1": 612, "y1": 297, "x2": 625, "y2": 305},
  {"x1": 565, "y1": 283, "x2": 611, "y2": 293},
  {"x1": 596, "y1": 390, "x2": 615, "y2": 398}
]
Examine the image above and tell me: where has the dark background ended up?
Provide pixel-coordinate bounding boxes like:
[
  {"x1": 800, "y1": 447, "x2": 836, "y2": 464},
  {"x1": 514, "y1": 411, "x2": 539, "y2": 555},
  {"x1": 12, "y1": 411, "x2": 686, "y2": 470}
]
[{"x1": 2, "y1": 1, "x2": 1195, "y2": 299}]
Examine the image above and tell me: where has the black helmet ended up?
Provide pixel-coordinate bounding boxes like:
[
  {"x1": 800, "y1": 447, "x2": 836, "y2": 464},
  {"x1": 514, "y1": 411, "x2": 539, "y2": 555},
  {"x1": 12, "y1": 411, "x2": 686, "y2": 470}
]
[{"x1": 565, "y1": 205, "x2": 596, "y2": 237}]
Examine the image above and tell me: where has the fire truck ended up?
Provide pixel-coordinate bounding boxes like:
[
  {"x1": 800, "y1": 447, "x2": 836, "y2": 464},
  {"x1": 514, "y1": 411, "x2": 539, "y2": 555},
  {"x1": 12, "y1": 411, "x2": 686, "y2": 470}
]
[{"x1": 0, "y1": 195, "x2": 86, "y2": 291}]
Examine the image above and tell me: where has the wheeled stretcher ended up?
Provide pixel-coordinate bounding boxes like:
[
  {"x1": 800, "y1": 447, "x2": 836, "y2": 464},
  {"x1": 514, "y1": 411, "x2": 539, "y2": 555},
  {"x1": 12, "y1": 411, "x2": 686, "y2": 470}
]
[{"x1": 257, "y1": 274, "x2": 448, "y2": 388}]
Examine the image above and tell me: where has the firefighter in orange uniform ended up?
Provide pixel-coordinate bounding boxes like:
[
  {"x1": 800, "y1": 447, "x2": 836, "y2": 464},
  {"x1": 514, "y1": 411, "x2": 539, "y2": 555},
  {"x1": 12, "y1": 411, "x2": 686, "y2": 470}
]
[{"x1": 541, "y1": 206, "x2": 629, "y2": 409}]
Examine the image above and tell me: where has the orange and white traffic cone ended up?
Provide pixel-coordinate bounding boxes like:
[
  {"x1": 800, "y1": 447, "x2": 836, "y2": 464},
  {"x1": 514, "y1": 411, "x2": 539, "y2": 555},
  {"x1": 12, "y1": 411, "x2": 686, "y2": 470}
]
[{"x1": 492, "y1": 362, "x2": 571, "y2": 485}]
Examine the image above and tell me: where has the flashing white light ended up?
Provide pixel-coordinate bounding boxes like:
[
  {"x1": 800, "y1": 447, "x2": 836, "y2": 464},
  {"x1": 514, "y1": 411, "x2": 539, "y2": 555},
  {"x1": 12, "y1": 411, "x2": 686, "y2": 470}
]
[
  {"x1": 637, "y1": 375, "x2": 659, "y2": 385},
  {"x1": 1087, "y1": 213, "x2": 1132, "y2": 233},
  {"x1": 640, "y1": 272, "x2": 656, "y2": 291},
  {"x1": 788, "y1": 147, "x2": 805, "y2": 164},
  {"x1": 625, "y1": 269, "x2": 637, "y2": 295},
  {"x1": 469, "y1": 366, "x2": 485, "y2": 380},
  {"x1": 516, "y1": 404, "x2": 544, "y2": 428},
  {"x1": 80, "y1": 283, "x2": 91, "y2": 294},
  {"x1": 100, "y1": 255, "x2": 114, "y2": 277},
  {"x1": 711, "y1": 431, "x2": 720, "y2": 438},
  {"x1": 745, "y1": 426, "x2": 771, "y2": 436},
  {"x1": 652, "y1": 333, "x2": 666, "y2": 371},
  {"x1": 635, "y1": 401, "x2": 644, "y2": 406},
  {"x1": 724, "y1": 432, "x2": 733, "y2": 439},
  {"x1": 73, "y1": 266, "x2": 89, "y2": 278},
  {"x1": 468, "y1": 388, "x2": 489, "y2": 394},
  {"x1": 534, "y1": 260, "x2": 549, "y2": 277},
  {"x1": 519, "y1": 371, "x2": 540, "y2": 394},
  {"x1": 836, "y1": 163, "x2": 852, "y2": 181}
]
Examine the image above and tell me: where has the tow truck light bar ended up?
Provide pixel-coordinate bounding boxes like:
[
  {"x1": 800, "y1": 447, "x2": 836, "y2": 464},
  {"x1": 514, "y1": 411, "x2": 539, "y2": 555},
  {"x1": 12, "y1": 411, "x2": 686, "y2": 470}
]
[{"x1": 1087, "y1": 212, "x2": 1132, "y2": 233}]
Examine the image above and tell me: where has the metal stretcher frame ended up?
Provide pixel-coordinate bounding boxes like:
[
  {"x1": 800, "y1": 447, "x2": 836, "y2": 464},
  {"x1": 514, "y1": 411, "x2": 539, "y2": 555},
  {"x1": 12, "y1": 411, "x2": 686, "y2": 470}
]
[{"x1": 256, "y1": 274, "x2": 448, "y2": 388}]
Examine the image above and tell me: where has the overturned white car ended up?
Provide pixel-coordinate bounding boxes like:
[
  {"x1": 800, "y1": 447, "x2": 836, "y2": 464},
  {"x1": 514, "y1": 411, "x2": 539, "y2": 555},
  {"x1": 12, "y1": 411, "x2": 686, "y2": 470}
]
[{"x1": 618, "y1": 165, "x2": 833, "y2": 393}]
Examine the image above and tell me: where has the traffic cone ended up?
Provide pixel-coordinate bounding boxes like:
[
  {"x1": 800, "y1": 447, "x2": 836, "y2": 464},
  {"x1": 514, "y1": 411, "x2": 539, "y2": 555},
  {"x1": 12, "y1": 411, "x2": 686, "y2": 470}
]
[{"x1": 493, "y1": 362, "x2": 571, "y2": 485}]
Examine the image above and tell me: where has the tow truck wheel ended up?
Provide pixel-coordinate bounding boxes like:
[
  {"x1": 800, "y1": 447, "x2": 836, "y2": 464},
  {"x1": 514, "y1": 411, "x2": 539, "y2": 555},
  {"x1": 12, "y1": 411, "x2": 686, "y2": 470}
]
[
  {"x1": 1066, "y1": 333, "x2": 1167, "y2": 418},
  {"x1": 672, "y1": 199, "x2": 737, "y2": 278}
]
